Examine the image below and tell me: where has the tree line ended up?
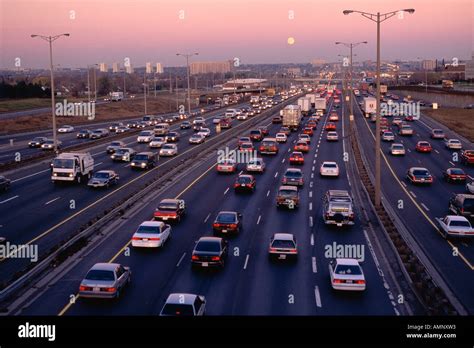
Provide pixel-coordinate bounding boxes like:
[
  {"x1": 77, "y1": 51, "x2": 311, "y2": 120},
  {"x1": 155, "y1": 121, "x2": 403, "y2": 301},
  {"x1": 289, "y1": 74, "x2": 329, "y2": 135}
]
[{"x1": 0, "y1": 81, "x2": 51, "y2": 99}]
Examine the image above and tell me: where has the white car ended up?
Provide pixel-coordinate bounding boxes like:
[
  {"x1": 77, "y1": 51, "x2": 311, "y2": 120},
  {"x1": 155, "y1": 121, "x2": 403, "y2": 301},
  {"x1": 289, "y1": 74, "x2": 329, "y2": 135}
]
[
  {"x1": 193, "y1": 117, "x2": 205, "y2": 125},
  {"x1": 390, "y1": 143, "x2": 406, "y2": 156},
  {"x1": 329, "y1": 258, "x2": 366, "y2": 291},
  {"x1": 382, "y1": 131, "x2": 395, "y2": 141},
  {"x1": 131, "y1": 221, "x2": 171, "y2": 248},
  {"x1": 58, "y1": 125, "x2": 74, "y2": 133},
  {"x1": 466, "y1": 181, "x2": 474, "y2": 194},
  {"x1": 326, "y1": 131, "x2": 338, "y2": 141},
  {"x1": 275, "y1": 133, "x2": 287, "y2": 143},
  {"x1": 213, "y1": 117, "x2": 222, "y2": 124},
  {"x1": 149, "y1": 136, "x2": 166, "y2": 148},
  {"x1": 197, "y1": 128, "x2": 211, "y2": 137},
  {"x1": 41, "y1": 139, "x2": 62, "y2": 150},
  {"x1": 445, "y1": 138, "x2": 462, "y2": 150},
  {"x1": 189, "y1": 134, "x2": 205, "y2": 144},
  {"x1": 320, "y1": 161, "x2": 339, "y2": 177},
  {"x1": 236, "y1": 114, "x2": 248, "y2": 121},
  {"x1": 116, "y1": 126, "x2": 129, "y2": 133},
  {"x1": 246, "y1": 158, "x2": 266, "y2": 173},
  {"x1": 159, "y1": 144, "x2": 178, "y2": 156},
  {"x1": 137, "y1": 131, "x2": 154, "y2": 143},
  {"x1": 217, "y1": 158, "x2": 237, "y2": 173},
  {"x1": 298, "y1": 134, "x2": 311, "y2": 144}
]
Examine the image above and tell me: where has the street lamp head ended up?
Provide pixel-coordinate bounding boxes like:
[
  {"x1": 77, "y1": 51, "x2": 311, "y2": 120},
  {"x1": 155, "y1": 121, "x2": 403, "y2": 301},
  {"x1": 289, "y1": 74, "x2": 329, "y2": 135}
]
[
  {"x1": 404, "y1": 8, "x2": 415, "y2": 14},
  {"x1": 335, "y1": 42, "x2": 341, "y2": 45},
  {"x1": 176, "y1": 53, "x2": 180, "y2": 56},
  {"x1": 343, "y1": 10, "x2": 353, "y2": 15},
  {"x1": 31, "y1": 34, "x2": 38, "y2": 38},
  {"x1": 362, "y1": 41, "x2": 368, "y2": 44},
  {"x1": 194, "y1": 52, "x2": 199, "y2": 56},
  {"x1": 63, "y1": 33, "x2": 70, "y2": 37}
]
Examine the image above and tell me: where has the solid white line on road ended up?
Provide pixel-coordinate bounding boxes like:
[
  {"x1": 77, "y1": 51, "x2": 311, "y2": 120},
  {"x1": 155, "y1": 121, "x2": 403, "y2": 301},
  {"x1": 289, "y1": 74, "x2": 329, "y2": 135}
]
[
  {"x1": 281, "y1": 158, "x2": 285, "y2": 163},
  {"x1": 449, "y1": 161, "x2": 455, "y2": 166},
  {"x1": 309, "y1": 202, "x2": 313, "y2": 211},
  {"x1": 421, "y1": 203, "x2": 430, "y2": 211},
  {"x1": 314, "y1": 286, "x2": 322, "y2": 307},
  {"x1": 93, "y1": 162, "x2": 103, "y2": 167},
  {"x1": 274, "y1": 172, "x2": 278, "y2": 178},
  {"x1": 310, "y1": 232, "x2": 314, "y2": 245},
  {"x1": 312, "y1": 257, "x2": 317, "y2": 273},
  {"x1": 176, "y1": 252, "x2": 186, "y2": 267},
  {"x1": 204, "y1": 213, "x2": 211, "y2": 223},
  {"x1": 224, "y1": 187, "x2": 230, "y2": 195},
  {"x1": 309, "y1": 191, "x2": 313, "y2": 198},
  {"x1": 45, "y1": 197, "x2": 60, "y2": 205},
  {"x1": 257, "y1": 215, "x2": 261, "y2": 225},
  {"x1": 409, "y1": 190, "x2": 417, "y2": 198},
  {"x1": 401, "y1": 181, "x2": 407, "y2": 188},
  {"x1": 0, "y1": 195, "x2": 19, "y2": 204},
  {"x1": 267, "y1": 190, "x2": 270, "y2": 197},
  {"x1": 309, "y1": 216, "x2": 313, "y2": 228},
  {"x1": 434, "y1": 149, "x2": 440, "y2": 154},
  {"x1": 243, "y1": 254, "x2": 250, "y2": 270},
  {"x1": 11, "y1": 168, "x2": 51, "y2": 183}
]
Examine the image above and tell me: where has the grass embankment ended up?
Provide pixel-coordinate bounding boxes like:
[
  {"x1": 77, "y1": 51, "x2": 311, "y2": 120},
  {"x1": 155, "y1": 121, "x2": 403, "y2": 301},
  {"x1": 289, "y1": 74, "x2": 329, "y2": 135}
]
[{"x1": 423, "y1": 108, "x2": 474, "y2": 143}]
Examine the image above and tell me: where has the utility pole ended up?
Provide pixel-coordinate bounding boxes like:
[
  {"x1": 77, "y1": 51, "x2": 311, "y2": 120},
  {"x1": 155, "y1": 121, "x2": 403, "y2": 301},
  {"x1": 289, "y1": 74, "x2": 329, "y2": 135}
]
[{"x1": 176, "y1": 52, "x2": 199, "y2": 114}]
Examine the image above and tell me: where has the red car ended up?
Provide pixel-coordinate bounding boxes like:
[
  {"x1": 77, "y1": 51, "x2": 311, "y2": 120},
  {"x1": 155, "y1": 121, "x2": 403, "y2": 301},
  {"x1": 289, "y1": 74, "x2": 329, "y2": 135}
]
[
  {"x1": 234, "y1": 174, "x2": 256, "y2": 192},
  {"x1": 289, "y1": 151, "x2": 304, "y2": 165},
  {"x1": 405, "y1": 115, "x2": 414, "y2": 122},
  {"x1": 415, "y1": 141, "x2": 432, "y2": 153},
  {"x1": 239, "y1": 142, "x2": 254, "y2": 152},
  {"x1": 154, "y1": 199, "x2": 186, "y2": 222},
  {"x1": 258, "y1": 126, "x2": 269, "y2": 136},
  {"x1": 443, "y1": 168, "x2": 467, "y2": 183},
  {"x1": 249, "y1": 129, "x2": 263, "y2": 141},
  {"x1": 220, "y1": 118, "x2": 232, "y2": 129},
  {"x1": 294, "y1": 141, "x2": 309, "y2": 153},
  {"x1": 303, "y1": 127, "x2": 314, "y2": 136},
  {"x1": 325, "y1": 123, "x2": 336, "y2": 131},
  {"x1": 460, "y1": 150, "x2": 474, "y2": 165}
]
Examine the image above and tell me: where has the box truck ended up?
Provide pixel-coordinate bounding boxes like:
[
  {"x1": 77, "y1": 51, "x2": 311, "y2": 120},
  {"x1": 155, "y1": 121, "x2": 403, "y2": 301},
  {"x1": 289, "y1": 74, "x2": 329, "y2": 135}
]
[
  {"x1": 281, "y1": 105, "x2": 302, "y2": 131},
  {"x1": 314, "y1": 98, "x2": 327, "y2": 112},
  {"x1": 51, "y1": 152, "x2": 94, "y2": 184},
  {"x1": 362, "y1": 97, "x2": 377, "y2": 118},
  {"x1": 297, "y1": 97, "x2": 311, "y2": 116}
]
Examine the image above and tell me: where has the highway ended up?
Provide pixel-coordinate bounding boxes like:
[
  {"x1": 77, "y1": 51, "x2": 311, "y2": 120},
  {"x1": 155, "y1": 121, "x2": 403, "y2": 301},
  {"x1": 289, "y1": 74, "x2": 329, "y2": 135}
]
[
  {"x1": 352, "y1": 93, "x2": 474, "y2": 313},
  {"x1": 16, "y1": 95, "x2": 400, "y2": 316}
]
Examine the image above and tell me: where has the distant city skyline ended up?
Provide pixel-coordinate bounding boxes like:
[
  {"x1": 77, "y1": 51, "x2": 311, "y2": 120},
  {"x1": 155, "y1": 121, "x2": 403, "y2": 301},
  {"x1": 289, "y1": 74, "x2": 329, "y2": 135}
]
[{"x1": 1, "y1": 0, "x2": 472, "y2": 69}]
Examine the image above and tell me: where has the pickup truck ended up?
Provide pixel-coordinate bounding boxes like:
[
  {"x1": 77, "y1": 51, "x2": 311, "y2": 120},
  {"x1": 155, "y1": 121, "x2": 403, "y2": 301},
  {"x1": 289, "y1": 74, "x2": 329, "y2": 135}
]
[{"x1": 435, "y1": 215, "x2": 474, "y2": 239}]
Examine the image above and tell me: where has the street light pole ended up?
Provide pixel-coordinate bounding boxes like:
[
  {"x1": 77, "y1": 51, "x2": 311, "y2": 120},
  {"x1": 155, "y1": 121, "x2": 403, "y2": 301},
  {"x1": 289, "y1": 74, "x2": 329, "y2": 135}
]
[
  {"x1": 31, "y1": 33, "x2": 69, "y2": 154},
  {"x1": 144, "y1": 73, "x2": 147, "y2": 115},
  {"x1": 343, "y1": 8, "x2": 414, "y2": 208},
  {"x1": 176, "y1": 52, "x2": 198, "y2": 114},
  {"x1": 93, "y1": 65, "x2": 97, "y2": 101}
]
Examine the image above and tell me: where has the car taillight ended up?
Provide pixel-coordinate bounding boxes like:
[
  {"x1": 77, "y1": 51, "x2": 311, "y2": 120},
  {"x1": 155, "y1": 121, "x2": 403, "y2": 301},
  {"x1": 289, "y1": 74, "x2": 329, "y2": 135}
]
[
  {"x1": 192, "y1": 255, "x2": 199, "y2": 261},
  {"x1": 79, "y1": 285, "x2": 89, "y2": 291},
  {"x1": 149, "y1": 237, "x2": 160, "y2": 241},
  {"x1": 289, "y1": 249, "x2": 297, "y2": 253},
  {"x1": 131, "y1": 237, "x2": 141, "y2": 240},
  {"x1": 247, "y1": 184, "x2": 252, "y2": 187},
  {"x1": 356, "y1": 280, "x2": 365, "y2": 285},
  {"x1": 105, "y1": 287, "x2": 116, "y2": 293},
  {"x1": 211, "y1": 256, "x2": 220, "y2": 261},
  {"x1": 269, "y1": 248, "x2": 277, "y2": 252},
  {"x1": 333, "y1": 279, "x2": 344, "y2": 284},
  {"x1": 213, "y1": 223, "x2": 220, "y2": 228},
  {"x1": 229, "y1": 224, "x2": 237, "y2": 229}
]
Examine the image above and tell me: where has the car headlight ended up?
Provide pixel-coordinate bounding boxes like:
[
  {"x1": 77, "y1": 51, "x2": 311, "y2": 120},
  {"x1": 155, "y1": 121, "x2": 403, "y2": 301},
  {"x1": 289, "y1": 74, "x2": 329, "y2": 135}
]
[
  {"x1": 53, "y1": 173, "x2": 58, "y2": 176},
  {"x1": 69, "y1": 173, "x2": 74, "y2": 177},
  {"x1": 141, "y1": 163, "x2": 146, "y2": 167},
  {"x1": 131, "y1": 162, "x2": 135, "y2": 166}
]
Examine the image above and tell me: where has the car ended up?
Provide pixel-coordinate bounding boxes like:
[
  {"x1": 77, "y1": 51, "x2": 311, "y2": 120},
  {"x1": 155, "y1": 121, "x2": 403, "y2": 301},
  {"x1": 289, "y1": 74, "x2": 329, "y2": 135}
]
[
  {"x1": 258, "y1": 126, "x2": 269, "y2": 136},
  {"x1": 191, "y1": 237, "x2": 228, "y2": 269},
  {"x1": 159, "y1": 144, "x2": 178, "y2": 157},
  {"x1": 213, "y1": 116, "x2": 222, "y2": 124},
  {"x1": 41, "y1": 139, "x2": 62, "y2": 150},
  {"x1": 164, "y1": 116, "x2": 174, "y2": 123},
  {"x1": 320, "y1": 161, "x2": 339, "y2": 177},
  {"x1": 164, "y1": 132, "x2": 180, "y2": 143},
  {"x1": 279, "y1": 127, "x2": 291, "y2": 136},
  {"x1": 289, "y1": 151, "x2": 304, "y2": 165},
  {"x1": 460, "y1": 150, "x2": 474, "y2": 165},
  {"x1": 0, "y1": 176, "x2": 11, "y2": 192},
  {"x1": 275, "y1": 133, "x2": 287, "y2": 143},
  {"x1": 234, "y1": 174, "x2": 256, "y2": 192},
  {"x1": 436, "y1": 215, "x2": 474, "y2": 239},
  {"x1": 219, "y1": 117, "x2": 232, "y2": 129},
  {"x1": 382, "y1": 131, "x2": 395, "y2": 142},
  {"x1": 249, "y1": 129, "x2": 263, "y2": 142},
  {"x1": 197, "y1": 128, "x2": 211, "y2": 138},
  {"x1": 236, "y1": 113, "x2": 248, "y2": 121},
  {"x1": 329, "y1": 259, "x2": 366, "y2": 291},
  {"x1": 149, "y1": 136, "x2": 166, "y2": 148},
  {"x1": 298, "y1": 134, "x2": 311, "y2": 144},
  {"x1": 268, "y1": 233, "x2": 298, "y2": 261},
  {"x1": 272, "y1": 116, "x2": 282, "y2": 124},
  {"x1": 246, "y1": 157, "x2": 265, "y2": 173},
  {"x1": 390, "y1": 143, "x2": 406, "y2": 156},
  {"x1": 78, "y1": 263, "x2": 131, "y2": 299},
  {"x1": 239, "y1": 141, "x2": 254, "y2": 153},
  {"x1": 326, "y1": 131, "x2": 339, "y2": 141},
  {"x1": 76, "y1": 130, "x2": 91, "y2": 139},
  {"x1": 131, "y1": 221, "x2": 171, "y2": 248},
  {"x1": 276, "y1": 185, "x2": 299, "y2": 209},
  {"x1": 111, "y1": 147, "x2": 136, "y2": 162},
  {"x1": 325, "y1": 122, "x2": 336, "y2": 131},
  {"x1": 444, "y1": 138, "x2": 462, "y2": 150},
  {"x1": 303, "y1": 127, "x2": 314, "y2": 136},
  {"x1": 131, "y1": 152, "x2": 158, "y2": 169},
  {"x1": 109, "y1": 123, "x2": 124, "y2": 132},
  {"x1": 404, "y1": 115, "x2": 414, "y2": 122},
  {"x1": 415, "y1": 141, "x2": 432, "y2": 153},
  {"x1": 216, "y1": 158, "x2": 237, "y2": 173},
  {"x1": 329, "y1": 112, "x2": 339, "y2": 122},
  {"x1": 399, "y1": 125, "x2": 414, "y2": 136},
  {"x1": 466, "y1": 181, "x2": 474, "y2": 194},
  {"x1": 259, "y1": 138, "x2": 279, "y2": 155},
  {"x1": 58, "y1": 125, "x2": 74, "y2": 133},
  {"x1": 90, "y1": 129, "x2": 109, "y2": 139},
  {"x1": 307, "y1": 121, "x2": 317, "y2": 129},
  {"x1": 137, "y1": 130, "x2": 154, "y2": 143},
  {"x1": 443, "y1": 168, "x2": 467, "y2": 183},
  {"x1": 136, "y1": 121, "x2": 147, "y2": 128},
  {"x1": 28, "y1": 137, "x2": 48, "y2": 147},
  {"x1": 116, "y1": 126, "x2": 129, "y2": 133},
  {"x1": 323, "y1": 190, "x2": 355, "y2": 226},
  {"x1": 106, "y1": 141, "x2": 126, "y2": 154},
  {"x1": 154, "y1": 199, "x2": 185, "y2": 222},
  {"x1": 87, "y1": 170, "x2": 119, "y2": 188},
  {"x1": 180, "y1": 121, "x2": 192, "y2": 129},
  {"x1": 238, "y1": 136, "x2": 251, "y2": 146},
  {"x1": 448, "y1": 194, "x2": 474, "y2": 220},
  {"x1": 193, "y1": 121, "x2": 205, "y2": 132},
  {"x1": 127, "y1": 121, "x2": 139, "y2": 128},
  {"x1": 193, "y1": 117, "x2": 205, "y2": 124},
  {"x1": 213, "y1": 211, "x2": 243, "y2": 235},
  {"x1": 392, "y1": 118, "x2": 402, "y2": 127},
  {"x1": 160, "y1": 293, "x2": 206, "y2": 316},
  {"x1": 294, "y1": 140, "x2": 309, "y2": 153},
  {"x1": 431, "y1": 129, "x2": 445, "y2": 139},
  {"x1": 406, "y1": 167, "x2": 433, "y2": 184},
  {"x1": 189, "y1": 134, "x2": 205, "y2": 144},
  {"x1": 282, "y1": 168, "x2": 304, "y2": 186}
]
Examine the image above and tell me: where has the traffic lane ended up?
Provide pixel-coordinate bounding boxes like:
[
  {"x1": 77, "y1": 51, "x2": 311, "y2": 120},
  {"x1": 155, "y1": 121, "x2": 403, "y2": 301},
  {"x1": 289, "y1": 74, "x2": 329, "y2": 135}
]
[{"x1": 353, "y1": 108, "x2": 474, "y2": 313}]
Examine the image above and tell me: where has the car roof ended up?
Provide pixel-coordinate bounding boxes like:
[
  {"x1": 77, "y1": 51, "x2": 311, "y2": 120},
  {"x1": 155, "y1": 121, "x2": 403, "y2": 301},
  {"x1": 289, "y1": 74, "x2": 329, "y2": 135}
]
[
  {"x1": 96, "y1": 170, "x2": 115, "y2": 174},
  {"x1": 165, "y1": 293, "x2": 201, "y2": 305},
  {"x1": 410, "y1": 167, "x2": 428, "y2": 171},
  {"x1": 262, "y1": 137, "x2": 277, "y2": 141},
  {"x1": 140, "y1": 221, "x2": 164, "y2": 227},
  {"x1": 136, "y1": 152, "x2": 154, "y2": 155},
  {"x1": 238, "y1": 174, "x2": 253, "y2": 179},
  {"x1": 286, "y1": 168, "x2": 302, "y2": 172},
  {"x1": 273, "y1": 233, "x2": 295, "y2": 240},
  {"x1": 322, "y1": 161, "x2": 337, "y2": 165},
  {"x1": 280, "y1": 185, "x2": 298, "y2": 191},
  {"x1": 90, "y1": 263, "x2": 120, "y2": 271},
  {"x1": 335, "y1": 258, "x2": 360, "y2": 265},
  {"x1": 217, "y1": 211, "x2": 237, "y2": 216},
  {"x1": 198, "y1": 236, "x2": 223, "y2": 243},
  {"x1": 446, "y1": 215, "x2": 469, "y2": 221},
  {"x1": 161, "y1": 199, "x2": 179, "y2": 204}
]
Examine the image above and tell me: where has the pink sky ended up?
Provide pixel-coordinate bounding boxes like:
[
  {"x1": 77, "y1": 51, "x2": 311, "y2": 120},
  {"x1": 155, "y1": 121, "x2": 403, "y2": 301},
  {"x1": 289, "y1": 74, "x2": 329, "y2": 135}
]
[{"x1": 0, "y1": 0, "x2": 472, "y2": 68}]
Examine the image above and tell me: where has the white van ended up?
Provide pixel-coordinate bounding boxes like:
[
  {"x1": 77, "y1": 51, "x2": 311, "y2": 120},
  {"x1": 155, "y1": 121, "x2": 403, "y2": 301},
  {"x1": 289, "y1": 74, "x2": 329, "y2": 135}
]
[
  {"x1": 154, "y1": 123, "x2": 170, "y2": 136},
  {"x1": 225, "y1": 108, "x2": 238, "y2": 118}
]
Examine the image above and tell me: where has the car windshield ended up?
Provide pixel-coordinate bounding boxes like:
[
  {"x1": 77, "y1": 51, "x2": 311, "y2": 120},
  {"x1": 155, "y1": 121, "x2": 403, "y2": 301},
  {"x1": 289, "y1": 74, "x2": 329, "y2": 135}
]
[
  {"x1": 413, "y1": 170, "x2": 429, "y2": 176},
  {"x1": 250, "y1": 130, "x2": 261, "y2": 135},
  {"x1": 93, "y1": 172, "x2": 110, "y2": 179},
  {"x1": 285, "y1": 170, "x2": 302, "y2": 178},
  {"x1": 158, "y1": 202, "x2": 178, "y2": 211},
  {"x1": 393, "y1": 145, "x2": 404, "y2": 150},
  {"x1": 137, "y1": 225, "x2": 160, "y2": 233},
  {"x1": 162, "y1": 145, "x2": 174, "y2": 150},
  {"x1": 195, "y1": 240, "x2": 221, "y2": 252},
  {"x1": 433, "y1": 130, "x2": 443, "y2": 134},
  {"x1": 53, "y1": 159, "x2": 74, "y2": 169},
  {"x1": 32, "y1": 137, "x2": 44, "y2": 141},
  {"x1": 335, "y1": 264, "x2": 362, "y2": 275},
  {"x1": 450, "y1": 140, "x2": 460, "y2": 143},
  {"x1": 323, "y1": 163, "x2": 337, "y2": 168},
  {"x1": 153, "y1": 137, "x2": 164, "y2": 141},
  {"x1": 271, "y1": 239, "x2": 295, "y2": 249},
  {"x1": 140, "y1": 131, "x2": 152, "y2": 136},
  {"x1": 465, "y1": 151, "x2": 474, "y2": 155},
  {"x1": 241, "y1": 143, "x2": 252, "y2": 148},
  {"x1": 237, "y1": 176, "x2": 252, "y2": 184},
  {"x1": 161, "y1": 304, "x2": 194, "y2": 316},
  {"x1": 115, "y1": 149, "x2": 129, "y2": 155},
  {"x1": 85, "y1": 269, "x2": 115, "y2": 281},
  {"x1": 110, "y1": 142, "x2": 122, "y2": 146},
  {"x1": 134, "y1": 155, "x2": 150, "y2": 161},
  {"x1": 384, "y1": 132, "x2": 393, "y2": 136},
  {"x1": 279, "y1": 189, "x2": 297, "y2": 197},
  {"x1": 262, "y1": 141, "x2": 276, "y2": 147},
  {"x1": 450, "y1": 220, "x2": 471, "y2": 227},
  {"x1": 450, "y1": 169, "x2": 464, "y2": 175},
  {"x1": 419, "y1": 142, "x2": 430, "y2": 146},
  {"x1": 463, "y1": 199, "x2": 474, "y2": 210},
  {"x1": 216, "y1": 213, "x2": 236, "y2": 223}
]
